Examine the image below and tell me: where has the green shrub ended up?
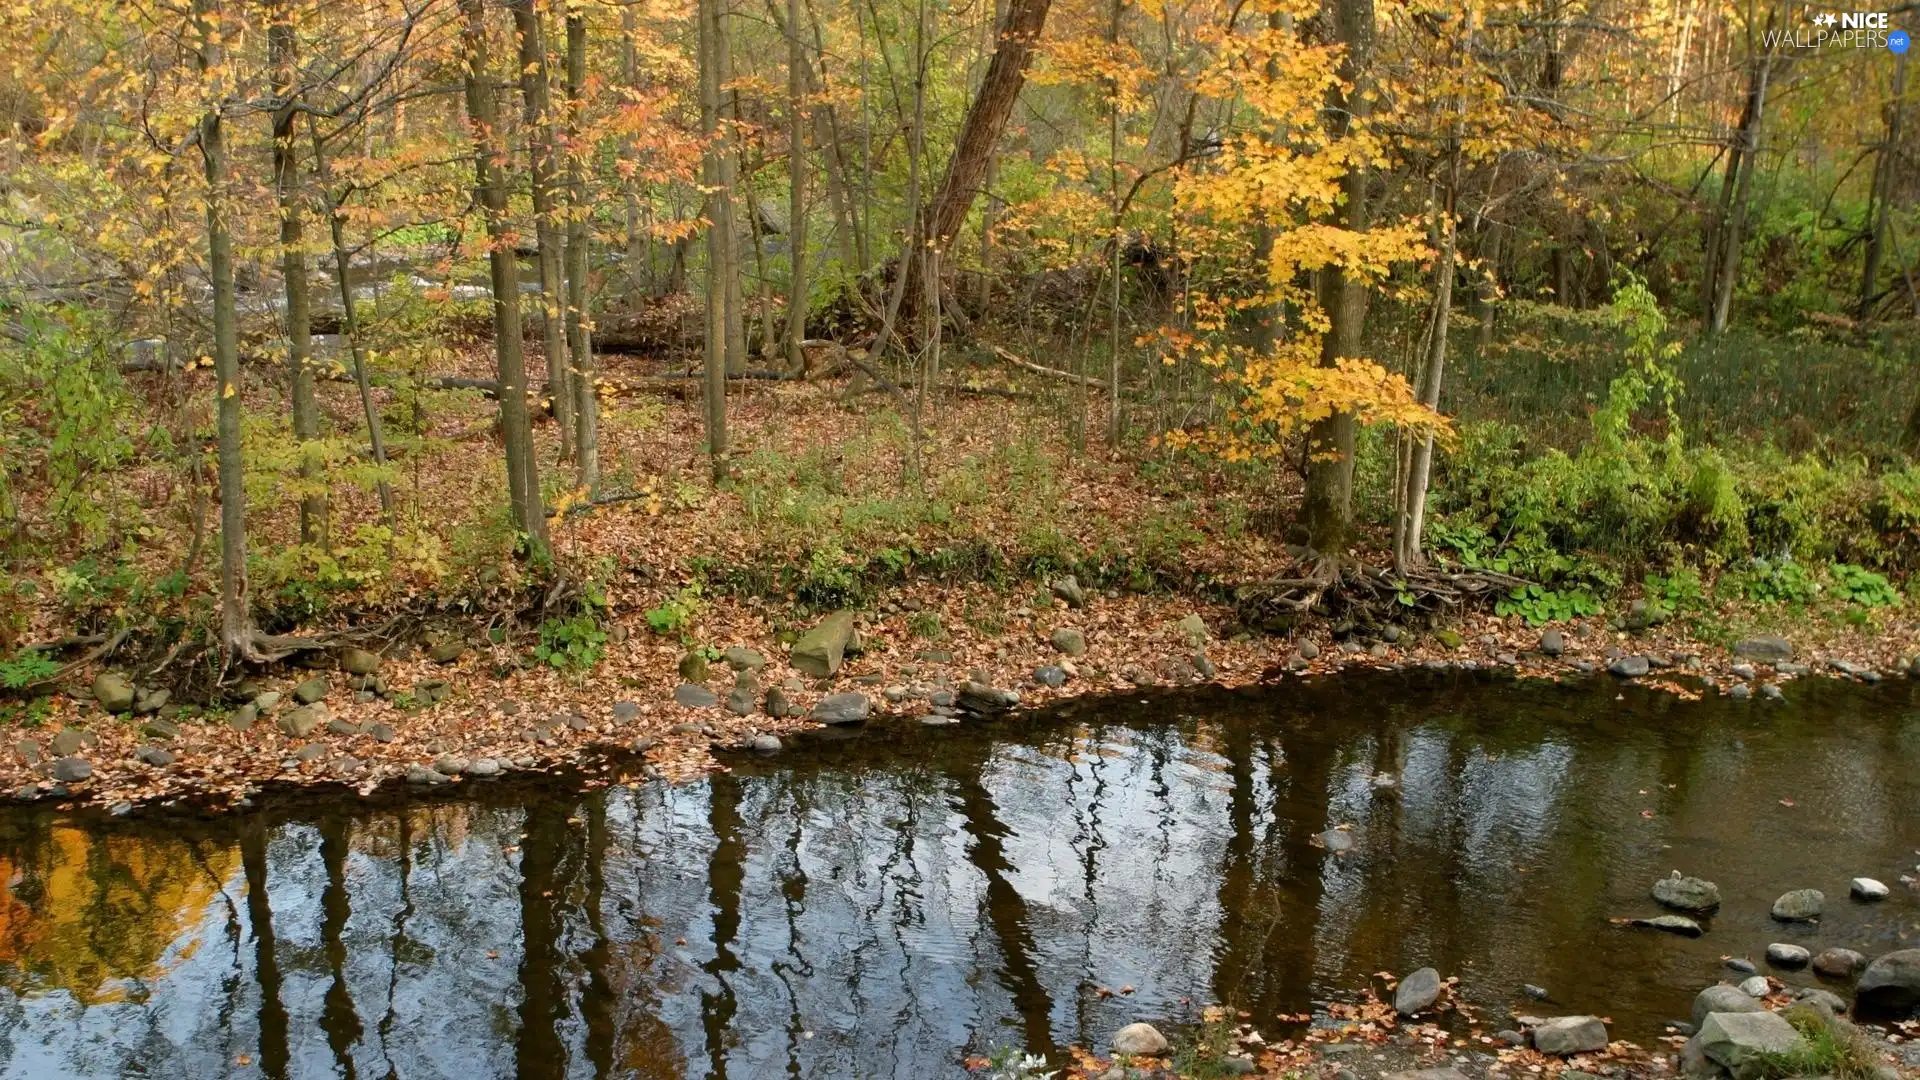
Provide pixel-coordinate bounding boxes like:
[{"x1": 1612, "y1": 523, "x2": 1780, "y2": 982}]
[
  {"x1": 1830, "y1": 563, "x2": 1899, "y2": 608},
  {"x1": 645, "y1": 583, "x2": 705, "y2": 636},
  {"x1": 1496, "y1": 584, "x2": 1601, "y2": 626},
  {"x1": 532, "y1": 613, "x2": 608, "y2": 672},
  {"x1": 0, "y1": 651, "x2": 58, "y2": 691}
]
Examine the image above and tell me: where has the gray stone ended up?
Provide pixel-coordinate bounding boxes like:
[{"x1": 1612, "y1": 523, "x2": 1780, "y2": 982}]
[
  {"x1": 50, "y1": 728, "x2": 85, "y2": 756},
  {"x1": 1693, "y1": 985, "x2": 1764, "y2": 1027},
  {"x1": 1776, "y1": 661, "x2": 1809, "y2": 676},
  {"x1": 91, "y1": 672, "x2": 136, "y2": 712},
  {"x1": 140, "y1": 718, "x2": 179, "y2": 741},
  {"x1": 1738, "y1": 976, "x2": 1770, "y2": 998},
  {"x1": 1530, "y1": 1015, "x2": 1609, "y2": 1055},
  {"x1": 1394, "y1": 967, "x2": 1443, "y2": 1016},
  {"x1": 792, "y1": 610, "x2": 857, "y2": 678},
  {"x1": 428, "y1": 640, "x2": 467, "y2": 664},
  {"x1": 1851, "y1": 877, "x2": 1890, "y2": 901},
  {"x1": 1860, "y1": 949, "x2": 1920, "y2": 1012},
  {"x1": 253, "y1": 691, "x2": 282, "y2": 712},
  {"x1": 1733, "y1": 636, "x2": 1794, "y2": 662},
  {"x1": 1175, "y1": 613, "x2": 1209, "y2": 648},
  {"x1": 1051, "y1": 627, "x2": 1088, "y2": 656},
  {"x1": 1731, "y1": 663, "x2": 1757, "y2": 679},
  {"x1": 292, "y1": 677, "x2": 330, "y2": 704},
  {"x1": 1051, "y1": 576, "x2": 1087, "y2": 608},
  {"x1": 1679, "y1": 1034, "x2": 1716, "y2": 1077},
  {"x1": 1770, "y1": 889, "x2": 1824, "y2": 921},
  {"x1": 673, "y1": 684, "x2": 718, "y2": 708},
  {"x1": 723, "y1": 645, "x2": 766, "y2": 671},
  {"x1": 1654, "y1": 873, "x2": 1723, "y2": 912},
  {"x1": 1813, "y1": 948, "x2": 1867, "y2": 979},
  {"x1": 405, "y1": 764, "x2": 450, "y2": 786},
  {"x1": 327, "y1": 718, "x2": 361, "y2": 736},
  {"x1": 1298, "y1": 639, "x2": 1321, "y2": 660},
  {"x1": 133, "y1": 688, "x2": 170, "y2": 714},
  {"x1": 1033, "y1": 665, "x2": 1068, "y2": 688},
  {"x1": 1793, "y1": 987, "x2": 1848, "y2": 1014},
  {"x1": 368, "y1": 723, "x2": 396, "y2": 743},
  {"x1": 279, "y1": 703, "x2": 328, "y2": 738},
  {"x1": 1725, "y1": 958, "x2": 1758, "y2": 975},
  {"x1": 339, "y1": 648, "x2": 381, "y2": 675},
  {"x1": 1609, "y1": 655, "x2": 1651, "y2": 677},
  {"x1": 1192, "y1": 651, "x2": 1217, "y2": 679},
  {"x1": 1696, "y1": 1010, "x2": 1801, "y2": 1078},
  {"x1": 294, "y1": 743, "x2": 326, "y2": 762},
  {"x1": 764, "y1": 688, "x2": 792, "y2": 718},
  {"x1": 958, "y1": 682, "x2": 1020, "y2": 713},
  {"x1": 1761, "y1": 684, "x2": 1784, "y2": 700},
  {"x1": 612, "y1": 701, "x2": 640, "y2": 722},
  {"x1": 678, "y1": 652, "x2": 710, "y2": 681},
  {"x1": 812, "y1": 692, "x2": 870, "y2": 724},
  {"x1": 14, "y1": 739, "x2": 41, "y2": 766},
  {"x1": 1539, "y1": 630, "x2": 1566, "y2": 657},
  {"x1": 433, "y1": 754, "x2": 470, "y2": 776},
  {"x1": 51, "y1": 757, "x2": 91, "y2": 782},
  {"x1": 1111, "y1": 1022, "x2": 1169, "y2": 1057},
  {"x1": 1383, "y1": 1071, "x2": 1467, "y2": 1080},
  {"x1": 1728, "y1": 683, "x2": 1752, "y2": 700},
  {"x1": 725, "y1": 688, "x2": 754, "y2": 715},
  {"x1": 1766, "y1": 943, "x2": 1810, "y2": 967},
  {"x1": 1632, "y1": 914, "x2": 1704, "y2": 936},
  {"x1": 749, "y1": 734, "x2": 782, "y2": 752},
  {"x1": 229, "y1": 704, "x2": 259, "y2": 730},
  {"x1": 1318, "y1": 829, "x2": 1355, "y2": 854}
]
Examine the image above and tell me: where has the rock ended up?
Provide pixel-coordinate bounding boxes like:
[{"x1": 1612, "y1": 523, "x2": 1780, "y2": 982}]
[
  {"x1": 347, "y1": 674, "x2": 384, "y2": 693},
  {"x1": 279, "y1": 703, "x2": 328, "y2": 738},
  {"x1": 958, "y1": 682, "x2": 1020, "y2": 714},
  {"x1": 405, "y1": 764, "x2": 450, "y2": 786},
  {"x1": 339, "y1": 648, "x2": 381, "y2": 675},
  {"x1": 1394, "y1": 967, "x2": 1443, "y2": 1015},
  {"x1": 253, "y1": 691, "x2": 282, "y2": 712},
  {"x1": 428, "y1": 640, "x2": 467, "y2": 664},
  {"x1": 1738, "y1": 976, "x2": 1770, "y2": 997},
  {"x1": 368, "y1": 723, "x2": 396, "y2": 743},
  {"x1": 749, "y1": 734, "x2": 782, "y2": 752},
  {"x1": 1317, "y1": 829, "x2": 1355, "y2": 854},
  {"x1": 1192, "y1": 651, "x2": 1217, "y2": 679},
  {"x1": 1632, "y1": 915, "x2": 1704, "y2": 936},
  {"x1": 92, "y1": 672, "x2": 136, "y2": 712},
  {"x1": 1679, "y1": 1034, "x2": 1715, "y2": 1077},
  {"x1": 1539, "y1": 630, "x2": 1566, "y2": 657},
  {"x1": 1731, "y1": 663, "x2": 1757, "y2": 679},
  {"x1": 1051, "y1": 627, "x2": 1088, "y2": 656},
  {"x1": 229, "y1": 704, "x2": 259, "y2": 730},
  {"x1": 432, "y1": 754, "x2": 469, "y2": 776},
  {"x1": 1814, "y1": 947, "x2": 1867, "y2": 979},
  {"x1": 1793, "y1": 987, "x2": 1849, "y2": 1014},
  {"x1": 1383, "y1": 1071, "x2": 1467, "y2": 1080},
  {"x1": 1524, "y1": 984, "x2": 1551, "y2": 1001},
  {"x1": 1111, "y1": 1022, "x2": 1170, "y2": 1057},
  {"x1": 51, "y1": 757, "x2": 92, "y2": 783},
  {"x1": 1654, "y1": 873, "x2": 1723, "y2": 912},
  {"x1": 326, "y1": 718, "x2": 360, "y2": 736},
  {"x1": 1220, "y1": 1056, "x2": 1258, "y2": 1076},
  {"x1": 1728, "y1": 683, "x2": 1753, "y2": 700},
  {"x1": 1298, "y1": 639, "x2": 1321, "y2": 660},
  {"x1": 1696, "y1": 1010, "x2": 1801, "y2": 1078},
  {"x1": 1851, "y1": 877, "x2": 1890, "y2": 901},
  {"x1": 1175, "y1": 613, "x2": 1209, "y2": 648},
  {"x1": 1761, "y1": 684, "x2": 1784, "y2": 701},
  {"x1": 14, "y1": 739, "x2": 41, "y2": 766},
  {"x1": 1725, "y1": 958, "x2": 1758, "y2": 975},
  {"x1": 293, "y1": 743, "x2": 326, "y2": 763},
  {"x1": 724, "y1": 688, "x2": 753, "y2": 715},
  {"x1": 723, "y1": 645, "x2": 766, "y2": 671},
  {"x1": 764, "y1": 688, "x2": 792, "y2": 718},
  {"x1": 1051, "y1": 576, "x2": 1087, "y2": 608},
  {"x1": 812, "y1": 692, "x2": 870, "y2": 725},
  {"x1": 1766, "y1": 943, "x2": 1811, "y2": 967},
  {"x1": 1859, "y1": 950, "x2": 1920, "y2": 1012},
  {"x1": 1733, "y1": 636, "x2": 1793, "y2": 662},
  {"x1": 678, "y1": 652, "x2": 711, "y2": 681},
  {"x1": 1033, "y1": 665, "x2": 1068, "y2": 689},
  {"x1": 139, "y1": 718, "x2": 179, "y2": 741},
  {"x1": 292, "y1": 677, "x2": 330, "y2": 704},
  {"x1": 1693, "y1": 985, "x2": 1764, "y2": 1026},
  {"x1": 1493, "y1": 1030, "x2": 1527, "y2": 1047},
  {"x1": 133, "y1": 688, "x2": 170, "y2": 714},
  {"x1": 1531, "y1": 1016, "x2": 1609, "y2": 1056},
  {"x1": 673, "y1": 684, "x2": 718, "y2": 708},
  {"x1": 1776, "y1": 661, "x2": 1809, "y2": 676},
  {"x1": 1770, "y1": 889, "x2": 1824, "y2": 921},
  {"x1": 792, "y1": 610, "x2": 858, "y2": 678},
  {"x1": 50, "y1": 728, "x2": 85, "y2": 756},
  {"x1": 1609, "y1": 655, "x2": 1651, "y2": 677},
  {"x1": 612, "y1": 701, "x2": 640, "y2": 723}
]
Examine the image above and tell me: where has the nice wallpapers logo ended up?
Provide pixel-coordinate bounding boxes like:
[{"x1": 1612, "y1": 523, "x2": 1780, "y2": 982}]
[{"x1": 1763, "y1": 9, "x2": 1909, "y2": 51}]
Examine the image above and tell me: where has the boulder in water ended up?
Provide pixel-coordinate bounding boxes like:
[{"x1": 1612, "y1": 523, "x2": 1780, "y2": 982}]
[
  {"x1": 1857, "y1": 949, "x2": 1920, "y2": 1013},
  {"x1": 1653, "y1": 872, "x2": 1722, "y2": 912},
  {"x1": 1770, "y1": 889, "x2": 1824, "y2": 921},
  {"x1": 1111, "y1": 1022, "x2": 1169, "y2": 1057},
  {"x1": 1692, "y1": 985, "x2": 1763, "y2": 1027},
  {"x1": 1696, "y1": 1011, "x2": 1801, "y2": 1078},
  {"x1": 1394, "y1": 967, "x2": 1443, "y2": 1016},
  {"x1": 1531, "y1": 1016, "x2": 1608, "y2": 1056}
]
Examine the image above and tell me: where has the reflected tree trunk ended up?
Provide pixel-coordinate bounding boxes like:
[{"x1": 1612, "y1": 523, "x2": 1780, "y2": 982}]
[
  {"x1": 702, "y1": 772, "x2": 746, "y2": 1080},
  {"x1": 516, "y1": 802, "x2": 570, "y2": 1079},
  {"x1": 952, "y1": 748, "x2": 1055, "y2": 1057},
  {"x1": 242, "y1": 820, "x2": 290, "y2": 1080},
  {"x1": 320, "y1": 817, "x2": 364, "y2": 1078}
]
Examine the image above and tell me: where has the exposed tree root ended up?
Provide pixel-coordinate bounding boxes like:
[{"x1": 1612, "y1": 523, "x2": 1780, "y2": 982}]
[{"x1": 1235, "y1": 561, "x2": 1530, "y2": 631}]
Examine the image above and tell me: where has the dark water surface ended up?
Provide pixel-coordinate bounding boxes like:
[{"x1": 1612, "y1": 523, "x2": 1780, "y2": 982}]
[{"x1": 3, "y1": 672, "x2": 1918, "y2": 1079}]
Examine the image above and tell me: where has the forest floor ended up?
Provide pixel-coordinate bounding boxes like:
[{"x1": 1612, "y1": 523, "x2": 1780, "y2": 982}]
[{"x1": 8, "y1": 343, "x2": 1920, "y2": 811}]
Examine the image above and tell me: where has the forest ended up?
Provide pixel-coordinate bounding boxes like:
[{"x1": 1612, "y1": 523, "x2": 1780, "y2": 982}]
[{"x1": 0, "y1": 0, "x2": 1917, "y2": 780}]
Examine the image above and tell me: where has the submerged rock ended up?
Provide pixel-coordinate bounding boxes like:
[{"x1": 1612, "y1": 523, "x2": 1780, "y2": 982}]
[
  {"x1": 1633, "y1": 914, "x2": 1704, "y2": 937},
  {"x1": 1531, "y1": 1016, "x2": 1608, "y2": 1056},
  {"x1": 1765, "y1": 943, "x2": 1811, "y2": 967},
  {"x1": 1813, "y1": 948, "x2": 1867, "y2": 979},
  {"x1": 1653, "y1": 872, "x2": 1722, "y2": 912},
  {"x1": 1317, "y1": 829, "x2": 1356, "y2": 854},
  {"x1": 1394, "y1": 967, "x2": 1443, "y2": 1016}
]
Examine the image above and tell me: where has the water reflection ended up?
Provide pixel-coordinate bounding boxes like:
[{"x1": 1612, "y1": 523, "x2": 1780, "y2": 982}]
[{"x1": 2, "y1": 673, "x2": 1917, "y2": 1078}]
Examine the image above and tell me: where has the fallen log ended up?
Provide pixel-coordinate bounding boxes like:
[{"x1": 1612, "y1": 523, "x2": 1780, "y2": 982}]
[{"x1": 982, "y1": 344, "x2": 1105, "y2": 388}]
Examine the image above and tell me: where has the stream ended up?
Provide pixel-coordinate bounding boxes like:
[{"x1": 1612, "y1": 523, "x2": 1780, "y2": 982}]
[{"x1": 2, "y1": 671, "x2": 1917, "y2": 1079}]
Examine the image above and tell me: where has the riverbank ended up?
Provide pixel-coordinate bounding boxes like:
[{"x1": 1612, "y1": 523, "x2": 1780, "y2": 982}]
[{"x1": 8, "y1": 571, "x2": 1920, "y2": 811}]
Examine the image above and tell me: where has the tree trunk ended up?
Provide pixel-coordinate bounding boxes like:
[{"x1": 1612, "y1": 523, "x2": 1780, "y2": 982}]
[
  {"x1": 564, "y1": 8, "x2": 597, "y2": 493},
  {"x1": 900, "y1": 0, "x2": 1053, "y2": 311},
  {"x1": 1105, "y1": 0, "x2": 1122, "y2": 445},
  {"x1": 1397, "y1": 174, "x2": 1457, "y2": 569},
  {"x1": 718, "y1": 0, "x2": 748, "y2": 376},
  {"x1": 1301, "y1": 0, "x2": 1374, "y2": 558},
  {"x1": 461, "y1": 0, "x2": 548, "y2": 544},
  {"x1": 510, "y1": 0, "x2": 573, "y2": 441},
  {"x1": 620, "y1": 4, "x2": 649, "y2": 308},
  {"x1": 786, "y1": 0, "x2": 808, "y2": 373},
  {"x1": 1862, "y1": 52, "x2": 1908, "y2": 320},
  {"x1": 1708, "y1": 25, "x2": 1776, "y2": 336},
  {"x1": 195, "y1": 0, "x2": 255, "y2": 658},
  {"x1": 700, "y1": 0, "x2": 730, "y2": 479},
  {"x1": 269, "y1": 3, "x2": 324, "y2": 546}
]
